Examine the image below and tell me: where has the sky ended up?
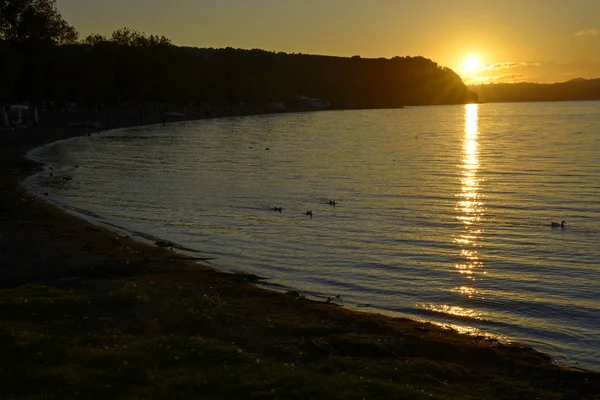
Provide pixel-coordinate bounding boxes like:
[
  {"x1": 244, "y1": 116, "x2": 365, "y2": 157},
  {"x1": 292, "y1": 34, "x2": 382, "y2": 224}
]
[{"x1": 57, "y1": 0, "x2": 600, "y2": 84}]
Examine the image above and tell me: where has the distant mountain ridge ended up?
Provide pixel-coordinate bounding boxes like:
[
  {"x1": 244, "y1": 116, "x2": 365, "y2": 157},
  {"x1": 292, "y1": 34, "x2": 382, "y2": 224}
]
[{"x1": 469, "y1": 78, "x2": 600, "y2": 103}]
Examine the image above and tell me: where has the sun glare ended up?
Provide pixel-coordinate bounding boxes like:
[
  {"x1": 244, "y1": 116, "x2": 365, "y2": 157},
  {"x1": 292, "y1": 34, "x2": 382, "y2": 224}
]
[{"x1": 462, "y1": 56, "x2": 483, "y2": 73}]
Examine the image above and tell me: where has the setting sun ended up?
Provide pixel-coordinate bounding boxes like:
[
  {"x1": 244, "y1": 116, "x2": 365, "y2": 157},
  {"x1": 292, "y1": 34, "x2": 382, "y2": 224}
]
[{"x1": 462, "y1": 56, "x2": 483, "y2": 73}]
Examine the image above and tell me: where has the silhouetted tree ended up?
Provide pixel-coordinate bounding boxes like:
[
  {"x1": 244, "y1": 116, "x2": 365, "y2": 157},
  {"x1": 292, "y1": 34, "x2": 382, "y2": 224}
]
[
  {"x1": 110, "y1": 28, "x2": 171, "y2": 47},
  {"x1": 1, "y1": 4, "x2": 478, "y2": 108},
  {"x1": 0, "y1": 0, "x2": 77, "y2": 44},
  {"x1": 0, "y1": 39, "x2": 19, "y2": 99},
  {"x1": 471, "y1": 80, "x2": 600, "y2": 103},
  {"x1": 83, "y1": 33, "x2": 108, "y2": 46}
]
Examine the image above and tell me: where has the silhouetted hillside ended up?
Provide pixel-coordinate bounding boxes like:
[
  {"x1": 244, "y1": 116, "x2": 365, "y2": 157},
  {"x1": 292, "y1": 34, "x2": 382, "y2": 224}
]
[
  {"x1": 470, "y1": 79, "x2": 600, "y2": 103},
  {"x1": 1, "y1": 3, "x2": 476, "y2": 109},
  {"x1": 0, "y1": 41, "x2": 477, "y2": 109}
]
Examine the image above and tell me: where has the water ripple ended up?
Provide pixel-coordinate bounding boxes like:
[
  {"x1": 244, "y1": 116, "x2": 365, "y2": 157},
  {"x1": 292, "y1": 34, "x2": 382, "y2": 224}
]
[{"x1": 30, "y1": 102, "x2": 600, "y2": 371}]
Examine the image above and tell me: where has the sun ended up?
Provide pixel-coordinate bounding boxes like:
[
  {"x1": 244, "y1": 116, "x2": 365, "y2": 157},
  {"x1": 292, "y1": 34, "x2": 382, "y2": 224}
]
[{"x1": 462, "y1": 56, "x2": 483, "y2": 73}]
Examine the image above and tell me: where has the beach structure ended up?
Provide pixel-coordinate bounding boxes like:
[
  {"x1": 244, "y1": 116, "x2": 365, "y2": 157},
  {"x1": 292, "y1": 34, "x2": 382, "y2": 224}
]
[
  {"x1": 10, "y1": 105, "x2": 30, "y2": 128},
  {"x1": 268, "y1": 102, "x2": 286, "y2": 111},
  {"x1": 163, "y1": 112, "x2": 186, "y2": 118},
  {"x1": 294, "y1": 95, "x2": 331, "y2": 109}
]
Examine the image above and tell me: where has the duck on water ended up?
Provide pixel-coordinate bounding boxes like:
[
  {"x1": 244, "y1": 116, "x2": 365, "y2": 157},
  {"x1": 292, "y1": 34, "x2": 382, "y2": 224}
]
[{"x1": 551, "y1": 220, "x2": 566, "y2": 228}]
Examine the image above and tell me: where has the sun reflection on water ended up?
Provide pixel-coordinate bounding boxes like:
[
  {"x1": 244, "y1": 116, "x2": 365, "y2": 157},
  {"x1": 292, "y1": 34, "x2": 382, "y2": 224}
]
[
  {"x1": 424, "y1": 304, "x2": 485, "y2": 319},
  {"x1": 425, "y1": 104, "x2": 487, "y2": 326},
  {"x1": 454, "y1": 103, "x2": 485, "y2": 287}
]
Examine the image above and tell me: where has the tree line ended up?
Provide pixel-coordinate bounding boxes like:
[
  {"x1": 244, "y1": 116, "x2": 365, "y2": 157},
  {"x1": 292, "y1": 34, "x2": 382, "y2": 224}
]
[
  {"x1": 470, "y1": 79, "x2": 600, "y2": 103},
  {"x1": 1, "y1": 0, "x2": 478, "y2": 109}
]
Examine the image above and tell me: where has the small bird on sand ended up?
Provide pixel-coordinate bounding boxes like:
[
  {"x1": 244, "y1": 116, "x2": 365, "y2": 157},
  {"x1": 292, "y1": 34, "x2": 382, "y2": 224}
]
[
  {"x1": 305, "y1": 211, "x2": 313, "y2": 217},
  {"x1": 328, "y1": 200, "x2": 336, "y2": 206},
  {"x1": 551, "y1": 220, "x2": 566, "y2": 228},
  {"x1": 273, "y1": 207, "x2": 283, "y2": 213}
]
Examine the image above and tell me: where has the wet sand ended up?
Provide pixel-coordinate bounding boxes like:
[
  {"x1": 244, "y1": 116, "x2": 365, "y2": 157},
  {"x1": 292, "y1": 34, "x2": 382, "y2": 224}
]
[{"x1": 1, "y1": 108, "x2": 599, "y2": 399}]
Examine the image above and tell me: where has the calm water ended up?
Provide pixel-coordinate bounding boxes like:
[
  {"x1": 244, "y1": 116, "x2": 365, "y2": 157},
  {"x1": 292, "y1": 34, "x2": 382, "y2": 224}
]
[{"x1": 29, "y1": 102, "x2": 600, "y2": 371}]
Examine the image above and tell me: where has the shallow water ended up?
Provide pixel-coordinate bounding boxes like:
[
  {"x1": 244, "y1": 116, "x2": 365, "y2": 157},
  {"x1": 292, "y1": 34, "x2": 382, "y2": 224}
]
[{"x1": 30, "y1": 102, "x2": 600, "y2": 370}]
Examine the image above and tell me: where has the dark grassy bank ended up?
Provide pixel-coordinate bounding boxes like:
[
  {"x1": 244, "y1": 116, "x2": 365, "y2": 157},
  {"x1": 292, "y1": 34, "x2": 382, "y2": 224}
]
[{"x1": 1, "y1": 112, "x2": 599, "y2": 399}]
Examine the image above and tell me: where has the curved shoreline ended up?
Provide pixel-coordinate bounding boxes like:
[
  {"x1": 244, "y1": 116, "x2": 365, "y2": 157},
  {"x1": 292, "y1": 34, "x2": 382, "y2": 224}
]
[
  {"x1": 1, "y1": 109, "x2": 599, "y2": 398},
  {"x1": 20, "y1": 118, "x2": 513, "y2": 342},
  {"x1": 22, "y1": 124, "x2": 217, "y2": 261}
]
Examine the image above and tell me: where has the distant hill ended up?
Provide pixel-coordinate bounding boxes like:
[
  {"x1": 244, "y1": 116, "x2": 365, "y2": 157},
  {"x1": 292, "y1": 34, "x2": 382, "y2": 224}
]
[
  {"x1": 469, "y1": 79, "x2": 600, "y2": 103},
  {"x1": 2, "y1": 3, "x2": 480, "y2": 109},
  {"x1": 0, "y1": 39, "x2": 478, "y2": 109}
]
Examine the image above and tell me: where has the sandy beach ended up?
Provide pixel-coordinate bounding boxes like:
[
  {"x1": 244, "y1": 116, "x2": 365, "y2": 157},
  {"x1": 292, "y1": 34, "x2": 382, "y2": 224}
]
[{"x1": 1, "y1": 108, "x2": 599, "y2": 399}]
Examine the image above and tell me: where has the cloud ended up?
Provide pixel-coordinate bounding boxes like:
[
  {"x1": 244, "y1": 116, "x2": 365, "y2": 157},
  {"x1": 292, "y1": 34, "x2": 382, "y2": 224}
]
[
  {"x1": 464, "y1": 73, "x2": 527, "y2": 85},
  {"x1": 464, "y1": 58, "x2": 600, "y2": 85},
  {"x1": 574, "y1": 28, "x2": 599, "y2": 36},
  {"x1": 487, "y1": 73, "x2": 527, "y2": 83},
  {"x1": 460, "y1": 61, "x2": 544, "y2": 84},
  {"x1": 485, "y1": 61, "x2": 542, "y2": 71}
]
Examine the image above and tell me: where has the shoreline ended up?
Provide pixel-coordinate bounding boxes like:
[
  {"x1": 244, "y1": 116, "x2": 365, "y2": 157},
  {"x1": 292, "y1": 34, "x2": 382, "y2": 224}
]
[
  {"x1": 18, "y1": 114, "x2": 513, "y2": 344},
  {"x1": 1, "y1": 108, "x2": 599, "y2": 398}
]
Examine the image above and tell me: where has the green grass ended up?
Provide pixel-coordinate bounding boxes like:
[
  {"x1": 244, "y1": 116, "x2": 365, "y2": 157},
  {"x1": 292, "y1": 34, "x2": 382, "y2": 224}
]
[
  {"x1": 109, "y1": 282, "x2": 150, "y2": 305},
  {"x1": 183, "y1": 293, "x2": 225, "y2": 321},
  {"x1": 0, "y1": 280, "x2": 597, "y2": 399}
]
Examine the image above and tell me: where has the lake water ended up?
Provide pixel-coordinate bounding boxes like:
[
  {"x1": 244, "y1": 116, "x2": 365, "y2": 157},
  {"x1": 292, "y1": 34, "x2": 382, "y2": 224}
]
[{"x1": 29, "y1": 102, "x2": 600, "y2": 371}]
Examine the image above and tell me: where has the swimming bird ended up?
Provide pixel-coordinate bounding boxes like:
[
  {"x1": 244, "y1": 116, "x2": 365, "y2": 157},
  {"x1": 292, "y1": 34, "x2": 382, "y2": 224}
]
[{"x1": 551, "y1": 220, "x2": 566, "y2": 228}]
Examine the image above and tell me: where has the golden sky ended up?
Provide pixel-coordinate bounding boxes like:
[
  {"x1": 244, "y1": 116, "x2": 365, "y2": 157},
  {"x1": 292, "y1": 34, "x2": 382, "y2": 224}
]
[{"x1": 58, "y1": 0, "x2": 600, "y2": 84}]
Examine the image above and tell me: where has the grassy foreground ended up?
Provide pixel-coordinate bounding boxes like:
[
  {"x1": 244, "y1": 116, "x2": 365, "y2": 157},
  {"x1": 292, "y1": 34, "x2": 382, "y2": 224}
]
[{"x1": 0, "y1": 263, "x2": 598, "y2": 399}]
